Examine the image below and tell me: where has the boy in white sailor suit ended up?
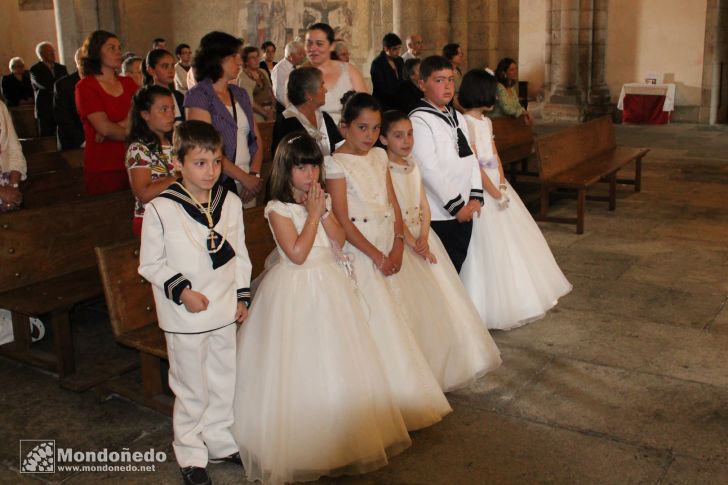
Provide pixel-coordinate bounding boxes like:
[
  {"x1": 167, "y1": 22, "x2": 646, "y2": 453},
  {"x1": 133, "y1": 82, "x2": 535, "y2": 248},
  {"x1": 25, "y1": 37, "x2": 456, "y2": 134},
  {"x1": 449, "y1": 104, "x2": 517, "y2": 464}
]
[
  {"x1": 138, "y1": 120, "x2": 251, "y2": 485},
  {"x1": 410, "y1": 55, "x2": 484, "y2": 273}
]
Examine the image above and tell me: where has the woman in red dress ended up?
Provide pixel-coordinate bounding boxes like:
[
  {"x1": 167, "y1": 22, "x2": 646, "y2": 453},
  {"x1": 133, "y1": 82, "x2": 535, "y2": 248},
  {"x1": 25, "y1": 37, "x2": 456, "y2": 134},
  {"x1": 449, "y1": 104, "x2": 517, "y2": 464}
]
[{"x1": 76, "y1": 30, "x2": 138, "y2": 195}]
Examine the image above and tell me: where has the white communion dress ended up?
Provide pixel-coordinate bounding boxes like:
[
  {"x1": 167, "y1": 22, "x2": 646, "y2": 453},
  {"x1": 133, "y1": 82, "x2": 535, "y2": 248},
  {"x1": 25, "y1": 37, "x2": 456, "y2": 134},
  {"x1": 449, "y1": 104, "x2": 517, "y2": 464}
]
[
  {"x1": 460, "y1": 114, "x2": 572, "y2": 330},
  {"x1": 388, "y1": 157, "x2": 502, "y2": 391},
  {"x1": 232, "y1": 200, "x2": 412, "y2": 485},
  {"x1": 325, "y1": 147, "x2": 452, "y2": 431}
]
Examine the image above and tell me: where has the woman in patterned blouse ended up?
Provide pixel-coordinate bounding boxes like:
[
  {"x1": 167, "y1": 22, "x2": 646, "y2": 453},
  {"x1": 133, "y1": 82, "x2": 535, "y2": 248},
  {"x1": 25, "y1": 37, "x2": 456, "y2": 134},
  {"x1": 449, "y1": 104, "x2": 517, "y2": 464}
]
[
  {"x1": 490, "y1": 57, "x2": 533, "y2": 125},
  {"x1": 125, "y1": 85, "x2": 178, "y2": 236}
]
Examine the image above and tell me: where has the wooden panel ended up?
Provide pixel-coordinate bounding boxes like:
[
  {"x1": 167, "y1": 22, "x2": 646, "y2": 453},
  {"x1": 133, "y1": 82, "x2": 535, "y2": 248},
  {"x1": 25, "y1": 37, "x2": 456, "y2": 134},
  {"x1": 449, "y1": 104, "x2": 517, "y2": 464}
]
[
  {"x1": 547, "y1": 147, "x2": 650, "y2": 187},
  {"x1": 244, "y1": 205, "x2": 276, "y2": 280},
  {"x1": 96, "y1": 240, "x2": 158, "y2": 338},
  {"x1": 0, "y1": 190, "x2": 134, "y2": 292},
  {"x1": 0, "y1": 268, "x2": 101, "y2": 315},
  {"x1": 536, "y1": 116, "x2": 616, "y2": 181},
  {"x1": 491, "y1": 116, "x2": 534, "y2": 164},
  {"x1": 9, "y1": 105, "x2": 37, "y2": 139},
  {"x1": 21, "y1": 136, "x2": 58, "y2": 155},
  {"x1": 117, "y1": 325, "x2": 167, "y2": 359},
  {"x1": 21, "y1": 168, "x2": 86, "y2": 208},
  {"x1": 256, "y1": 121, "x2": 275, "y2": 205},
  {"x1": 24, "y1": 151, "x2": 70, "y2": 177},
  {"x1": 61, "y1": 148, "x2": 85, "y2": 169},
  {"x1": 258, "y1": 121, "x2": 275, "y2": 165}
]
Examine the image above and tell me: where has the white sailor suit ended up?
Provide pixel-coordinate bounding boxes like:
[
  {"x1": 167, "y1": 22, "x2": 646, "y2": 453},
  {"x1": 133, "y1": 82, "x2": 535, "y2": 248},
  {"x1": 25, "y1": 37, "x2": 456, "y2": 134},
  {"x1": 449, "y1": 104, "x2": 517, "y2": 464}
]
[
  {"x1": 138, "y1": 182, "x2": 252, "y2": 468},
  {"x1": 410, "y1": 100, "x2": 483, "y2": 272}
]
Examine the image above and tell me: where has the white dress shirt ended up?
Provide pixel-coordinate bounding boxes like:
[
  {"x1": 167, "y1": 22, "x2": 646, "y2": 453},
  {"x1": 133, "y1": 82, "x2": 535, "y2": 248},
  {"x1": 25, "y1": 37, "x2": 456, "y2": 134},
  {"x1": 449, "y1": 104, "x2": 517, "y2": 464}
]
[{"x1": 270, "y1": 58, "x2": 295, "y2": 107}]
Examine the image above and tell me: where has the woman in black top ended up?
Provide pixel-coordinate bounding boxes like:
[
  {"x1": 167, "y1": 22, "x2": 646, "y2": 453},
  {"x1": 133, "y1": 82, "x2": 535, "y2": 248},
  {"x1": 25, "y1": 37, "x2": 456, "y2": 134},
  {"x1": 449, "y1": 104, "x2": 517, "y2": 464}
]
[
  {"x1": 1, "y1": 58, "x2": 34, "y2": 107},
  {"x1": 260, "y1": 41, "x2": 277, "y2": 77},
  {"x1": 395, "y1": 58, "x2": 423, "y2": 115}
]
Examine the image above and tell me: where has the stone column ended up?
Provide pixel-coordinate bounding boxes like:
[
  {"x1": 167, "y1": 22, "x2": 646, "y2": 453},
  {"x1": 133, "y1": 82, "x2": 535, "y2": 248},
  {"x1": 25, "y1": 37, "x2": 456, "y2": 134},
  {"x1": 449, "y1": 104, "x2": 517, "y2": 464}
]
[
  {"x1": 550, "y1": 0, "x2": 581, "y2": 102},
  {"x1": 351, "y1": 0, "x2": 374, "y2": 73},
  {"x1": 450, "y1": 0, "x2": 469, "y2": 69},
  {"x1": 380, "y1": 0, "x2": 394, "y2": 35},
  {"x1": 393, "y1": 0, "x2": 421, "y2": 49},
  {"x1": 543, "y1": 0, "x2": 553, "y2": 97},
  {"x1": 393, "y1": 0, "x2": 404, "y2": 37},
  {"x1": 544, "y1": 0, "x2": 585, "y2": 121},
  {"x1": 587, "y1": 0, "x2": 611, "y2": 117},
  {"x1": 418, "y1": 0, "x2": 449, "y2": 58},
  {"x1": 53, "y1": 0, "x2": 81, "y2": 69}
]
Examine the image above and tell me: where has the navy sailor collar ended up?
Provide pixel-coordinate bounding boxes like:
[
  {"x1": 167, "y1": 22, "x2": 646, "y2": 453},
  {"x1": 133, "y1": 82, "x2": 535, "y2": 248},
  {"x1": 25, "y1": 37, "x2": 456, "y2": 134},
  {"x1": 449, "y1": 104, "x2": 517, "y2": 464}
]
[
  {"x1": 410, "y1": 100, "x2": 474, "y2": 158},
  {"x1": 159, "y1": 181, "x2": 235, "y2": 269},
  {"x1": 160, "y1": 181, "x2": 227, "y2": 227}
]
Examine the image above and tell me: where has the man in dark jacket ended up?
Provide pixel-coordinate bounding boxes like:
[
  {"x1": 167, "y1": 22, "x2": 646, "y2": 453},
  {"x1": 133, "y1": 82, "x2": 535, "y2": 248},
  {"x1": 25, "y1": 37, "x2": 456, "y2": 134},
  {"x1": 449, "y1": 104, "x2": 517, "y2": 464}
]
[
  {"x1": 53, "y1": 49, "x2": 84, "y2": 150},
  {"x1": 370, "y1": 33, "x2": 404, "y2": 112},
  {"x1": 30, "y1": 42, "x2": 68, "y2": 136}
]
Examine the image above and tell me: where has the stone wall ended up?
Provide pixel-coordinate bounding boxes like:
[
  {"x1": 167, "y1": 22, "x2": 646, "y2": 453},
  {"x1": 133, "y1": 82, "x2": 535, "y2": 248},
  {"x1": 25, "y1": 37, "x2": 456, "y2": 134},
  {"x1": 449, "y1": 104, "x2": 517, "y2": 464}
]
[
  {"x1": 519, "y1": 0, "x2": 547, "y2": 100},
  {"x1": 606, "y1": 0, "x2": 707, "y2": 122},
  {"x1": 520, "y1": 0, "x2": 715, "y2": 122},
  {"x1": 0, "y1": 2, "x2": 57, "y2": 77}
]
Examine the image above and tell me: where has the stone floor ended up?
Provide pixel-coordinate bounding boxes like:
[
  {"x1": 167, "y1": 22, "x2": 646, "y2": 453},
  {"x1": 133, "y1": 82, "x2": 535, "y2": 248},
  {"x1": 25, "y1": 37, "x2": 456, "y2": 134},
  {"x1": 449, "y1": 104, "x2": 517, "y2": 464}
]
[{"x1": 2, "y1": 122, "x2": 728, "y2": 484}]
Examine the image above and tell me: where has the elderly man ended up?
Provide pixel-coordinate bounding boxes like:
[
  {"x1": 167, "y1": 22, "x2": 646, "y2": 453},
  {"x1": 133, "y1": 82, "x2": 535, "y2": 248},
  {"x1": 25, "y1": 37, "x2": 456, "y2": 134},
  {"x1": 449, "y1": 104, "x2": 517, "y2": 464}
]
[
  {"x1": 401, "y1": 34, "x2": 424, "y2": 61},
  {"x1": 270, "y1": 40, "x2": 306, "y2": 113},
  {"x1": 29, "y1": 42, "x2": 68, "y2": 136}
]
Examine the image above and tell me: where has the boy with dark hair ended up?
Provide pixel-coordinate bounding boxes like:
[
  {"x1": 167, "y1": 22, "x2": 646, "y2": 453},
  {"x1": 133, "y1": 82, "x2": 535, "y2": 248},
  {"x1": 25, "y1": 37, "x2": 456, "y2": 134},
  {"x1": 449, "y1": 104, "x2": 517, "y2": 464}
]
[
  {"x1": 370, "y1": 32, "x2": 404, "y2": 111},
  {"x1": 139, "y1": 120, "x2": 250, "y2": 485},
  {"x1": 410, "y1": 56, "x2": 483, "y2": 273}
]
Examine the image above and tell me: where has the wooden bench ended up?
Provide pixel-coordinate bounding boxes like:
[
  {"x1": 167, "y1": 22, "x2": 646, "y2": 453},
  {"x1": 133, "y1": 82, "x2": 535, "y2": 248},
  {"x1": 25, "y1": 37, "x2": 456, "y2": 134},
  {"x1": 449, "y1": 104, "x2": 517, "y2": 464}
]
[
  {"x1": 21, "y1": 168, "x2": 85, "y2": 209},
  {"x1": 9, "y1": 105, "x2": 38, "y2": 139},
  {"x1": 258, "y1": 121, "x2": 274, "y2": 166},
  {"x1": 95, "y1": 205, "x2": 276, "y2": 415},
  {"x1": 19, "y1": 149, "x2": 86, "y2": 208},
  {"x1": 257, "y1": 121, "x2": 274, "y2": 205},
  {"x1": 20, "y1": 136, "x2": 58, "y2": 155},
  {"x1": 0, "y1": 190, "x2": 134, "y2": 384},
  {"x1": 534, "y1": 116, "x2": 649, "y2": 234},
  {"x1": 24, "y1": 151, "x2": 70, "y2": 177},
  {"x1": 491, "y1": 115, "x2": 537, "y2": 184}
]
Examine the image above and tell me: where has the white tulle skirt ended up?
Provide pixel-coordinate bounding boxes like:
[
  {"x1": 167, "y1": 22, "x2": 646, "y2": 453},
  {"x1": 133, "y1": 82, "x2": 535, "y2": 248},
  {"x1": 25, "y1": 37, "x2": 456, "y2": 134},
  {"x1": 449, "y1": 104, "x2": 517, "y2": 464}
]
[
  {"x1": 460, "y1": 167, "x2": 572, "y2": 330},
  {"x1": 387, "y1": 231, "x2": 502, "y2": 391},
  {"x1": 345, "y1": 206, "x2": 452, "y2": 431},
  {"x1": 233, "y1": 248, "x2": 412, "y2": 484}
]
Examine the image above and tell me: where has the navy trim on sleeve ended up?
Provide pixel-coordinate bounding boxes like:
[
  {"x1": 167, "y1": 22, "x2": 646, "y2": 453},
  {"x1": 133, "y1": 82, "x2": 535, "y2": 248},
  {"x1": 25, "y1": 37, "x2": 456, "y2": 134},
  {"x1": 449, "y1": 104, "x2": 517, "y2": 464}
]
[
  {"x1": 444, "y1": 194, "x2": 466, "y2": 216},
  {"x1": 469, "y1": 188, "x2": 484, "y2": 205},
  {"x1": 237, "y1": 288, "x2": 251, "y2": 307},
  {"x1": 164, "y1": 273, "x2": 192, "y2": 305}
]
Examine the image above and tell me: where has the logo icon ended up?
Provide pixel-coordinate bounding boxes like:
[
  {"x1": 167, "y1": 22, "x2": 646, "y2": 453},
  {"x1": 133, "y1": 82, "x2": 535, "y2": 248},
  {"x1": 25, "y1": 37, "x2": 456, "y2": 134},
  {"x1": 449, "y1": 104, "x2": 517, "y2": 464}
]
[{"x1": 20, "y1": 440, "x2": 55, "y2": 473}]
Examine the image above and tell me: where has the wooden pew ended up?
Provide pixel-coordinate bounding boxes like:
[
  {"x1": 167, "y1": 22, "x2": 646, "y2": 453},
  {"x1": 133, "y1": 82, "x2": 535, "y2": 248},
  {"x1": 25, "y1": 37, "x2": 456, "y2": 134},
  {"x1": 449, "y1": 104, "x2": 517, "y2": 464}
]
[
  {"x1": 20, "y1": 136, "x2": 58, "y2": 155},
  {"x1": 491, "y1": 115, "x2": 537, "y2": 184},
  {"x1": 534, "y1": 116, "x2": 649, "y2": 234},
  {"x1": 258, "y1": 120, "x2": 275, "y2": 166},
  {"x1": 24, "y1": 151, "x2": 70, "y2": 177},
  {"x1": 19, "y1": 150, "x2": 85, "y2": 208},
  {"x1": 61, "y1": 148, "x2": 85, "y2": 169},
  {"x1": 21, "y1": 168, "x2": 85, "y2": 209},
  {"x1": 257, "y1": 121, "x2": 275, "y2": 205},
  {"x1": 95, "y1": 205, "x2": 276, "y2": 415},
  {"x1": 9, "y1": 105, "x2": 38, "y2": 139},
  {"x1": 0, "y1": 190, "x2": 134, "y2": 382}
]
